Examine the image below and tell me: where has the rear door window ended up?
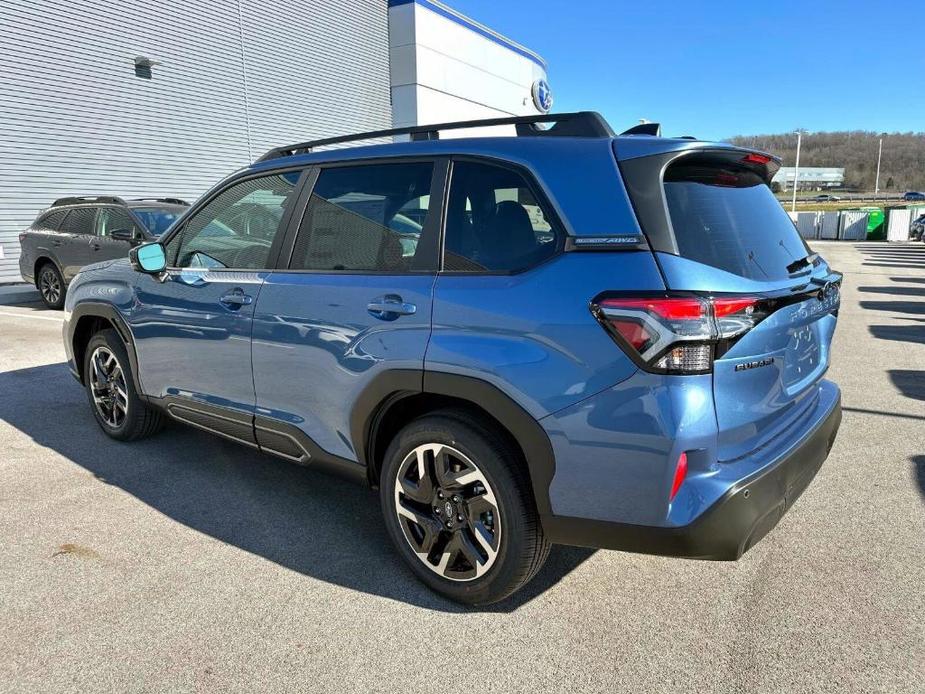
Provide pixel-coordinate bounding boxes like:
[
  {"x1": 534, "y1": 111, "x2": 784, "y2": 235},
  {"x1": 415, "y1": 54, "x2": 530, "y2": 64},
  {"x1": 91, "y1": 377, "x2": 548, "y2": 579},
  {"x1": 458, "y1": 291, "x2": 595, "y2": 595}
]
[{"x1": 664, "y1": 155, "x2": 809, "y2": 281}]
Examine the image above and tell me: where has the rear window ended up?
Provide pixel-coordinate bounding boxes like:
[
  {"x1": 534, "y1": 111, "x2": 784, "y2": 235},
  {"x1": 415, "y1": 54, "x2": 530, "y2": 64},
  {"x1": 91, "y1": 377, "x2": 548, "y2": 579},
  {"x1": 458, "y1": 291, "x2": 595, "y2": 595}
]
[{"x1": 664, "y1": 156, "x2": 808, "y2": 281}]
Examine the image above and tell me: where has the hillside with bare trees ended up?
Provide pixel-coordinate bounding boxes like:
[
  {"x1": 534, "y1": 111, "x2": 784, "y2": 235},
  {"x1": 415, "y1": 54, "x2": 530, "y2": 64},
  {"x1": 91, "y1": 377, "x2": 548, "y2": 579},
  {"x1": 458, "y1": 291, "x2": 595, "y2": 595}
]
[{"x1": 727, "y1": 131, "x2": 925, "y2": 192}]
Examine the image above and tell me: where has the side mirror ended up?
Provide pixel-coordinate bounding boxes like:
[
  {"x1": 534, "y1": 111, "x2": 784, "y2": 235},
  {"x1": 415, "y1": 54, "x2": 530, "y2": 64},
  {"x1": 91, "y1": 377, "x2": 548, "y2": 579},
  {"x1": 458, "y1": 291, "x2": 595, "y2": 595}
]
[
  {"x1": 129, "y1": 242, "x2": 167, "y2": 274},
  {"x1": 111, "y1": 228, "x2": 137, "y2": 243}
]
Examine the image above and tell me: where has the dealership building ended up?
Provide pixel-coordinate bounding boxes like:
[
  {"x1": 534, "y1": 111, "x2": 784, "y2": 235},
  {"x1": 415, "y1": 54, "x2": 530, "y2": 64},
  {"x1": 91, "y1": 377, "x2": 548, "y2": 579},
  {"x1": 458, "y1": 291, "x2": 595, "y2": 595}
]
[
  {"x1": 772, "y1": 167, "x2": 845, "y2": 191},
  {"x1": 0, "y1": 0, "x2": 549, "y2": 283}
]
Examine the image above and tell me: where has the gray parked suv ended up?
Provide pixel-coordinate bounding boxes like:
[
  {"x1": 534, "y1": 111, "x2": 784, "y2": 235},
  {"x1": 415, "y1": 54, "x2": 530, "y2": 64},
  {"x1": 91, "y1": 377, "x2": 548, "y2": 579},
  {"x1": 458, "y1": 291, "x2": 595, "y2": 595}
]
[{"x1": 18, "y1": 196, "x2": 188, "y2": 308}]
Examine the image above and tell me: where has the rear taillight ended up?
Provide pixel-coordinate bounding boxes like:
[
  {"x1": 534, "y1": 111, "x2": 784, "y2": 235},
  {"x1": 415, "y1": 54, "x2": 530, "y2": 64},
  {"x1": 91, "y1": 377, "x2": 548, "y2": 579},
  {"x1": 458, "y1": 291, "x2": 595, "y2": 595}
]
[
  {"x1": 19, "y1": 232, "x2": 26, "y2": 243},
  {"x1": 591, "y1": 294, "x2": 765, "y2": 374},
  {"x1": 742, "y1": 153, "x2": 772, "y2": 165}
]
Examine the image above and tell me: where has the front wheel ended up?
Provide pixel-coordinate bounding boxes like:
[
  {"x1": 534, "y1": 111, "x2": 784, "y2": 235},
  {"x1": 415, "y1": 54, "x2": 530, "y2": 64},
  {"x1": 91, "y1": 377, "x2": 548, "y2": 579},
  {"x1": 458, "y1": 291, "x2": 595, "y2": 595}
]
[
  {"x1": 83, "y1": 329, "x2": 165, "y2": 441},
  {"x1": 380, "y1": 411, "x2": 549, "y2": 605}
]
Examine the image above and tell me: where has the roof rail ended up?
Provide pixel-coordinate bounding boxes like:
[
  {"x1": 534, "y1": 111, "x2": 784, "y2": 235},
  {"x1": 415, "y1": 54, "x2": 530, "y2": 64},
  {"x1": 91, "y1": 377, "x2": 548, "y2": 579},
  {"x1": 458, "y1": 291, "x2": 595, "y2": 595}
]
[
  {"x1": 51, "y1": 195, "x2": 127, "y2": 207},
  {"x1": 132, "y1": 197, "x2": 190, "y2": 206},
  {"x1": 256, "y1": 111, "x2": 615, "y2": 163},
  {"x1": 620, "y1": 122, "x2": 662, "y2": 137}
]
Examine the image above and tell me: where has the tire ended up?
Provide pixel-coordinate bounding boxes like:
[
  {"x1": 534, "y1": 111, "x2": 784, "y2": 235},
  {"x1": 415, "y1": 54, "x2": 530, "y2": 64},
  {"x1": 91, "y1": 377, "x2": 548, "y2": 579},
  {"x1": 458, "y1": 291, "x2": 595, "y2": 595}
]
[
  {"x1": 83, "y1": 329, "x2": 165, "y2": 441},
  {"x1": 37, "y1": 263, "x2": 65, "y2": 310},
  {"x1": 380, "y1": 410, "x2": 550, "y2": 605}
]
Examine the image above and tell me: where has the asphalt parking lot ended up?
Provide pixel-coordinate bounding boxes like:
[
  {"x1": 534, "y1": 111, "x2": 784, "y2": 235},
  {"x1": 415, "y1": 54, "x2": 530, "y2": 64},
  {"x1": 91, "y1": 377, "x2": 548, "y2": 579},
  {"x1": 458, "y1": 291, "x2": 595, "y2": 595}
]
[{"x1": 1, "y1": 241, "x2": 923, "y2": 693}]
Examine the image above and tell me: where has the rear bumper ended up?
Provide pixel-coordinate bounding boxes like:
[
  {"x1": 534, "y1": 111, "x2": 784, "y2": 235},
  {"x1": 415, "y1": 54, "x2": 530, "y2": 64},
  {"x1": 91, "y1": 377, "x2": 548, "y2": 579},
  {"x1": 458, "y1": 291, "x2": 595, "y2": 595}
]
[
  {"x1": 19, "y1": 254, "x2": 33, "y2": 285},
  {"x1": 542, "y1": 385, "x2": 842, "y2": 560}
]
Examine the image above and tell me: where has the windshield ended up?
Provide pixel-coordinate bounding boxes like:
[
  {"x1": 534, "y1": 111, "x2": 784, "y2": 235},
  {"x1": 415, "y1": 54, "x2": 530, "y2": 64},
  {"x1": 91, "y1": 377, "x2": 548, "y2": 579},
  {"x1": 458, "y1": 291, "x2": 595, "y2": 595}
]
[
  {"x1": 664, "y1": 157, "x2": 809, "y2": 281},
  {"x1": 134, "y1": 207, "x2": 183, "y2": 236}
]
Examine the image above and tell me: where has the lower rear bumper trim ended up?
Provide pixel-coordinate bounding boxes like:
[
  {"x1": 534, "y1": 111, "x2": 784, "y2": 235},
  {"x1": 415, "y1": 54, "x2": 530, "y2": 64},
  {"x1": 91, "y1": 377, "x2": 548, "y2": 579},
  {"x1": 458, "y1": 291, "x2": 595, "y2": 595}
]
[{"x1": 542, "y1": 387, "x2": 842, "y2": 560}]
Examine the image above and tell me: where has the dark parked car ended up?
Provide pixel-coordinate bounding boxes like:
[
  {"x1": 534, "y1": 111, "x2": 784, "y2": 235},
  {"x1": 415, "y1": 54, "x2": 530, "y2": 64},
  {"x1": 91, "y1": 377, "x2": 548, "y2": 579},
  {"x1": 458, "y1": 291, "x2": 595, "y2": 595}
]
[
  {"x1": 902, "y1": 191, "x2": 925, "y2": 202},
  {"x1": 911, "y1": 213, "x2": 925, "y2": 241},
  {"x1": 19, "y1": 196, "x2": 188, "y2": 308},
  {"x1": 61, "y1": 112, "x2": 842, "y2": 605}
]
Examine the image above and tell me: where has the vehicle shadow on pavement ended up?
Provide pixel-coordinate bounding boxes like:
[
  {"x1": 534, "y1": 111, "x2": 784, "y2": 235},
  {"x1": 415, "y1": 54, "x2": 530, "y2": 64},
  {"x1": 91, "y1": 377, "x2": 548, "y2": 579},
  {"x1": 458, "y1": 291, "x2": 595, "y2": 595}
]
[
  {"x1": 0, "y1": 362, "x2": 594, "y2": 613},
  {"x1": 914, "y1": 456, "x2": 925, "y2": 505}
]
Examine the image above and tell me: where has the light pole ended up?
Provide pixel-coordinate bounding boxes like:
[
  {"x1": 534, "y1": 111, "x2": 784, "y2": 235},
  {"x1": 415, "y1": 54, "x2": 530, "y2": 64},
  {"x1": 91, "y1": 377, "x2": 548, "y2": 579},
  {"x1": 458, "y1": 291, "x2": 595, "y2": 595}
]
[
  {"x1": 874, "y1": 135, "x2": 884, "y2": 200},
  {"x1": 791, "y1": 129, "x2": 803, "y2": 213}
]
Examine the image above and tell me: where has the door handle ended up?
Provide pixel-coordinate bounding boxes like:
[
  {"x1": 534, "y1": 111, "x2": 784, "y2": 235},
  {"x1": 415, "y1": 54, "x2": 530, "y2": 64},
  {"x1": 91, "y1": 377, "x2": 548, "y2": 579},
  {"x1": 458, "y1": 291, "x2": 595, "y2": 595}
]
[
  {"x1": 91, "y1": 242, "x2": 101, "y2": 251},
  {"x1": 219, "y1": 288, "x2": 254, "y2": 309},
  {"x1": 367, "y1": 294, "x2": 416, "y2": 321}
]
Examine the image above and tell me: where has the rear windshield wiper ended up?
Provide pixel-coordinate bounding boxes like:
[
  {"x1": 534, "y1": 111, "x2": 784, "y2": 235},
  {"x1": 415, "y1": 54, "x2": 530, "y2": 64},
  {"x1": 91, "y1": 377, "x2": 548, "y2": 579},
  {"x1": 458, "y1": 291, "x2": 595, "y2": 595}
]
[{"x1": 786, "y1": 253, "x2": 817, "y2": 274}]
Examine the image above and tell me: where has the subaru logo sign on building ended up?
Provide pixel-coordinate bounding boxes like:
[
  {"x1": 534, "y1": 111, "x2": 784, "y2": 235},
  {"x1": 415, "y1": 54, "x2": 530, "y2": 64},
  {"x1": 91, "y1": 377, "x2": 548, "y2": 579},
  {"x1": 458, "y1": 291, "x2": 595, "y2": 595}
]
[{"x1": 532, "y1": 79, "x2": 553, "y2": 113}]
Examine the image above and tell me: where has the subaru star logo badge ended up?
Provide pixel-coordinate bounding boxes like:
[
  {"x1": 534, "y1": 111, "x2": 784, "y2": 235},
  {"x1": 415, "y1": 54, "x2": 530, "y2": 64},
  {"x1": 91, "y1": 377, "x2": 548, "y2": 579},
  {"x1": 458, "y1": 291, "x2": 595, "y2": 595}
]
[
  {"x1": 532, "y1": 79, "x2": 553, "y2": 113},
  {"x1": 819, "y1": 281, "x2": 839, "y2": 303}
]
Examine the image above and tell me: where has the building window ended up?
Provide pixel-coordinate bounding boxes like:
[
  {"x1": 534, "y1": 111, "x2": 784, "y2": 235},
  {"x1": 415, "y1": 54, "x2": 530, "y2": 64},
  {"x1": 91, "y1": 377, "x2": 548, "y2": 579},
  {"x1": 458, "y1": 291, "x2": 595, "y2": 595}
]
[{"x1": 134, "y1": 57, "x2": 154, "y2": 79}]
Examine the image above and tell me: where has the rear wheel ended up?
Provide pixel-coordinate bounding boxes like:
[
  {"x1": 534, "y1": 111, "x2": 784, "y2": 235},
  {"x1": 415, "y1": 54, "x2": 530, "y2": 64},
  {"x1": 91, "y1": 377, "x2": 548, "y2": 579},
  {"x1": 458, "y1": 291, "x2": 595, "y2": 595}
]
[
  {"x1": 380, "y1": 411, "x2": 549, "y2": 605},
  {"x1": 37, "y1": 263, "x2": 65, "y2": 310},
  {"x1": 83, "y1": 329, "x2": 164, "y2": 441}
]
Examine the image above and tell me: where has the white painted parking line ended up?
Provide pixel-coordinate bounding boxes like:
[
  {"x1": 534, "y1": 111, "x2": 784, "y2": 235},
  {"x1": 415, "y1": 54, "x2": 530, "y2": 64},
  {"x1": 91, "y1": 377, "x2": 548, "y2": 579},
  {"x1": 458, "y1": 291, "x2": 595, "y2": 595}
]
[{"x1": 0, "y1": 310, "x2": 63, "y2": 322}]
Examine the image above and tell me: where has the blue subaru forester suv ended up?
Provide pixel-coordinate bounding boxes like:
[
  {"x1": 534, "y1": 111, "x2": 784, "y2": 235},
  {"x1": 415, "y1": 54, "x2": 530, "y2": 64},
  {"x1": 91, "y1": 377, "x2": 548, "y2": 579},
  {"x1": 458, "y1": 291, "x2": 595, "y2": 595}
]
[{"x1": 63, "y1": 112, "x2": 842, "y2": 605}]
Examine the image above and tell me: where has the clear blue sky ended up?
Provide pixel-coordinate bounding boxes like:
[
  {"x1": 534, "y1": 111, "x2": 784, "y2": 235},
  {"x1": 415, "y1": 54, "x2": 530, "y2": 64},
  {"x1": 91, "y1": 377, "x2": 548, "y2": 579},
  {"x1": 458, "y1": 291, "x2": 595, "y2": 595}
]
[{"x1": 447, "y1": 0, "x2": 925, "y2": 140}]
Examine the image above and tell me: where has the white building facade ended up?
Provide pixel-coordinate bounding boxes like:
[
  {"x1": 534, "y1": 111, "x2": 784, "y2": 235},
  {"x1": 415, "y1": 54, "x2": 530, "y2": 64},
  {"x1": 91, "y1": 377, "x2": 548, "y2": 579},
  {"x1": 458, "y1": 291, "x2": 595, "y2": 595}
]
[
  {"x1": 389, "y1": 0, "x2": 549, "y2": 132},
  {"x1": 772, "y1": 167, "x2": 845, "y2": 191},
  {"x1": 0, "y1": 0, "x2": 548, "y2": 283}
]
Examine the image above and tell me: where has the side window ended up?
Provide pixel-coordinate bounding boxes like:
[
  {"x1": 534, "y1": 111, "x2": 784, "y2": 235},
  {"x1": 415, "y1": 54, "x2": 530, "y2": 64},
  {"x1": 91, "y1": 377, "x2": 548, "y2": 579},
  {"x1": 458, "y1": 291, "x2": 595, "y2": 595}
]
[
  {"x1": 36, "y1": 211, "x2": 69, "y2": 231},
  {"x1": 444, "y1": 161, "x2": 561, "y2": 273},
  {"x1": 95, "y1": 208, "x2": 137, "y2": 238},
  {"x1": 166, "y1": 171, "x2": 301, "y2": 269},
  {"x1": 289, "y1": 162, "x2": 435, "y2": 272},
  {"x1": 59, "y1": 208, "x2": 96, "y2": 236}
]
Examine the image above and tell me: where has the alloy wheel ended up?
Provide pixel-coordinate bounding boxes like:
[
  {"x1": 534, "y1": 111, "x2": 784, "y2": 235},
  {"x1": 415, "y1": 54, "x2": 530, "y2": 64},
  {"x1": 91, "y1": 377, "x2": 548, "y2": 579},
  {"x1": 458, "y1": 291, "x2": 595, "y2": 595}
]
[
  {"x1": 89, "y1": 346, "x2": 128, "y2": 429},
  {"x1": 40, "y1": 269, "x2": 61, "y2": 305},
  {"x1": 393, "y1": 443, "x2": 501, "y2": 581}
]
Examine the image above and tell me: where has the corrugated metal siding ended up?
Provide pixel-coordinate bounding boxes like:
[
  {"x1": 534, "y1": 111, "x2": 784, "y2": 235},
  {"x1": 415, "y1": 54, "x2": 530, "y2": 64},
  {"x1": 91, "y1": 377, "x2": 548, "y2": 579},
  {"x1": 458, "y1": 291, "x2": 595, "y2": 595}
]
[
  {"x1": 0, "y1": 0, "x2": 391, "y2": 283},
  {"x1": 838, "y1": 211, "x2": 869, "y2": 241}
]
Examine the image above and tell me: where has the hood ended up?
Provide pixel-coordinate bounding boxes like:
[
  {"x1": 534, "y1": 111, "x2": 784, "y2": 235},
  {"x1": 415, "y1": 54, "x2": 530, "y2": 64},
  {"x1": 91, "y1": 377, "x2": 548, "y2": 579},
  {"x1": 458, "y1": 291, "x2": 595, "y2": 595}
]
[{"x1": 78, "y1": 258, "x2": 130, "y2": 275}]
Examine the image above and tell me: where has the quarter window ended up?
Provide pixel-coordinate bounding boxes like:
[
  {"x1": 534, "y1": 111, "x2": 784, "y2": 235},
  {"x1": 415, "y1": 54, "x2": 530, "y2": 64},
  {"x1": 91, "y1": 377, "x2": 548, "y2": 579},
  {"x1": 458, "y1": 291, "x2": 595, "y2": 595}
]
[
  {"x1": 289, "y1": 162, "x2": 435, "y2": 272},
  {"x1": 59, "y1": 208, "x2": 96, "y2": 235},
  {"x1": 37, "y1": 211, "x2": 69, "y2": 231},
  {"x1": 167, "y1": 171, "x2": 301, "y2": 269},
  {"x1": 444, "y1": 161, "x2": 560, "y2": 273}
]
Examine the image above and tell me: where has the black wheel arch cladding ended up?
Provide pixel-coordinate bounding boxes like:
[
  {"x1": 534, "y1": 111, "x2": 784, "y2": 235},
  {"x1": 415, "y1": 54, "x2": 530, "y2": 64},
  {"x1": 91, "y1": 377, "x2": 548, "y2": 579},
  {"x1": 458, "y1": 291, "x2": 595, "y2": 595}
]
[{"x1": 352, "y1": 369, "x2": 555, "y2": 517}]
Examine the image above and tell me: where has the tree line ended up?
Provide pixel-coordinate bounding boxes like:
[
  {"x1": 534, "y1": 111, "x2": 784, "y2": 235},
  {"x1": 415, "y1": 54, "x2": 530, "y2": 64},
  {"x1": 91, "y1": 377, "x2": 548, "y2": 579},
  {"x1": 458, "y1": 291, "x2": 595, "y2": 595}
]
[{"x1": 727, "y1": 131, "x2": 925, "y2": 191}]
